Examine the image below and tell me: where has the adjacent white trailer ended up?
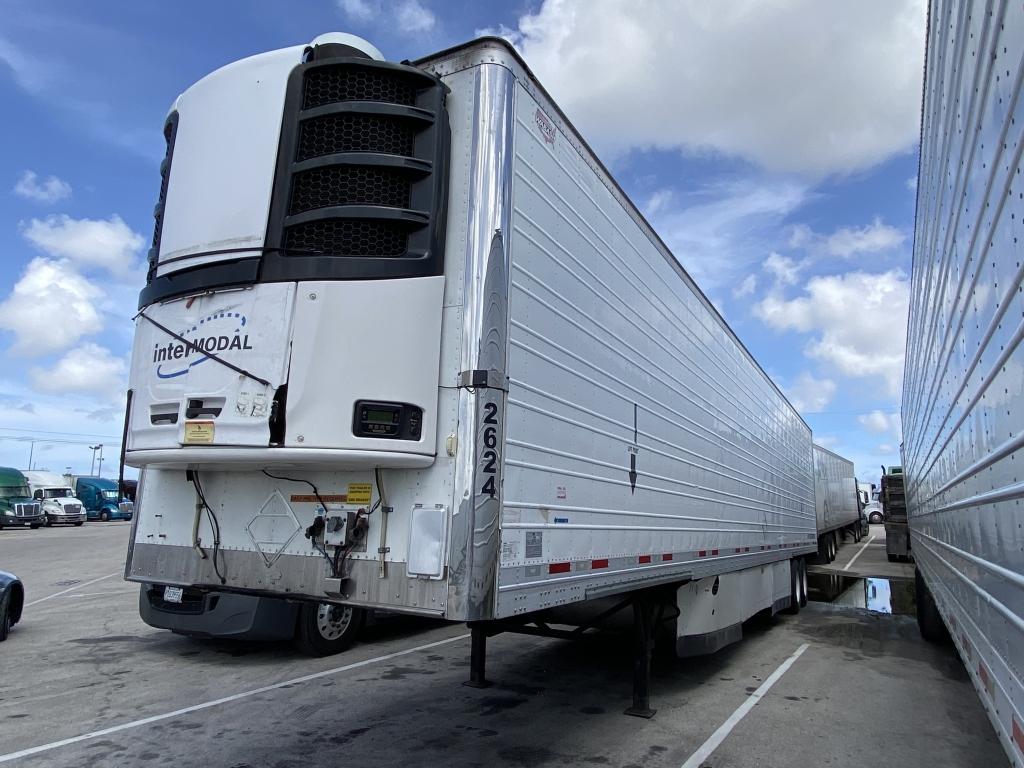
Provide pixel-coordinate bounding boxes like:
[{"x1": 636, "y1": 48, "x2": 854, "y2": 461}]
[
  {"x1": 811, "y1": 444, "x2": 863, "y2": 562},
  {"x1": 123, "y1": 33, "x2": 817, "y2": 703},
  {"x1": 903, "y1": 1, "x2": 1024, "y2": 763}
]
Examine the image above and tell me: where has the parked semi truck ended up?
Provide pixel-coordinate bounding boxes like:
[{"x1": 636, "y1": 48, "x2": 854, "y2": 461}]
[
  {"x1": 811, "y1": 444, "x2": 864, "y2": 563},
  {"x1": 122, "y1": 33, "x2": 819, "y2": 708},
  {"x1": 903, "y1": 1, "x2": 1024, "y2": 764},
  {"x1": 0, "y1": 468, "x2": 42, "y2": 530},
  {"x1": 66, "y1": 476, "x2": 134, "y2": 521},
  {"x1": 22, "y1": 471, "x2": 86, "y2": 526}
]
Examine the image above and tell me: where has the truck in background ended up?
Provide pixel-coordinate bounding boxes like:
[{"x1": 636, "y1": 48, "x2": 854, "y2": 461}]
[
  {"x1": 0, "y1": 468, "x2": 42, "y2": 530},
  {"x1": 902, "y1": 1, "x2": 1024, "y2": 763},
  {"x1": 66, "y1": 476, "x2": 134, "y2": 522},
  {"x1": 121, "y1": 33, "x2": 817, "y2": 709},
  {"x1": 811, "y1": 444, "x2": 864, "y2": 563},
  {"x1": 22, "y1": 471, "x2": 86, "y2": 527},
  {"x1": 880, "y1": 466, "x2": 909, "y2": 562}
]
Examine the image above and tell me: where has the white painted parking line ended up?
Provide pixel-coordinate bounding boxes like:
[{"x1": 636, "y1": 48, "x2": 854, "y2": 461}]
[
  {"x1": 64, "y1": 591, "x2": 127, "y2": 598},
  {"x1": 0, "y1": 632, "x2": 469, "y2": 764},
  {"x1": 842, "y1": 535, "x2": 877, "y2": 572},
  {"x1": 679, "y1": 643, "x2": 810, "y2": 768},
  {"x1": 25, "y1": 571, "x2": 123, "y2": 607}
]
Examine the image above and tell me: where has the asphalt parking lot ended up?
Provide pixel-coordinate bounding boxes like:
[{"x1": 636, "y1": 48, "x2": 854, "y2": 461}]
[{"x1": 0, "y1": 524, "x2": 1008, "y2": 767}]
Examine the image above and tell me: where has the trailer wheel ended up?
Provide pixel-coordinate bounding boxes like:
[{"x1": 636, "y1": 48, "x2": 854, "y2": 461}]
[
  {"x1": 798, "y1": 558, "x2": 808, "y2": 607},
  {"x1": 784, "y1": 559, "x2": 801, "y2": 614},
  {"x1": 294, "y1": 602, "x2": 365, "y2": 657},
  {"x1": 827, "y1": 533, "x2": 837, "y2": 562},
  {"x1": 915, "y1": 569, "x2": 948, "y2": 643}
]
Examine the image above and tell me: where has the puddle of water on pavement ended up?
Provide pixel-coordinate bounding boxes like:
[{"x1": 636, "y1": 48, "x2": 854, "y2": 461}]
[{"x1": 807, "y1": 573, "x2": 916, "y2": 615}]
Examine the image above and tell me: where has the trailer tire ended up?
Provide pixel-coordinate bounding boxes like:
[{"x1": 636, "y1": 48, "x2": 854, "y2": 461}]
[
  {"x1": 294, "y1": 602, "x2": 365, "y2": 657},
  {"x1": 915, "y1": 569, "x2": 948, "y2": 643},
  {"x1": 798, "y1": 558, "x2": 808, "y2": 607},
  {"x1": 827, "y1": 533, "x2": 837, "y2": 562},
  {"x1": 784, "y1": 559, "x2": 801, "y2": 614}
]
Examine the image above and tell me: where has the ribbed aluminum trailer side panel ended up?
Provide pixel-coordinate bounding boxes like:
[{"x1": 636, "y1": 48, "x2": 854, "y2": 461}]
[
  {"x1": 903, "y1": 1, "x2": 1024, "y2": 763},
  {"x1": 413, "y1": 42, "x2": 817, "y2": 618},
  {"x1": 811, "y1": 444, "x2": 859, "y2": 535}
]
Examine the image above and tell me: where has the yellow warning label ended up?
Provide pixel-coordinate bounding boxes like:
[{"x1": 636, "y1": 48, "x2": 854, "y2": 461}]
[
  {"x1": 347, "y1": 483, "x2": 372, "y2": 505},
  {"x1": 183, "y1": 421, "x2": 215, "y2": 444}
]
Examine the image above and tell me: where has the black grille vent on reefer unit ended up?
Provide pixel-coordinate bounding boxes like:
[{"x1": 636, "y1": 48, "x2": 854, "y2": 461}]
[
  {"x1": 261, "y1": 45, "x2": 450, "y2": 282},
  {"x1": 146, "y1": 113, "x2": 179, "y2": 284}
]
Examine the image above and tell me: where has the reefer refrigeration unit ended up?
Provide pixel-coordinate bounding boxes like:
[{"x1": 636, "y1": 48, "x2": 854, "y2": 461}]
[
  {"x1": 124, "y1": 34, "x2": 817, "y2": 684},
  {"x1": 811, "y1": 444, "x2": 863, "y2": 563},
  {"x1": 903, "y1": 0, "x2": 1024, "y2": 764}
]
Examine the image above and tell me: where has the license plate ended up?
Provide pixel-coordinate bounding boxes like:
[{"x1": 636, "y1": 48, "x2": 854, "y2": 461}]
[{"x1": 163, "y1": 586, "x2": 184, "y2": 603}]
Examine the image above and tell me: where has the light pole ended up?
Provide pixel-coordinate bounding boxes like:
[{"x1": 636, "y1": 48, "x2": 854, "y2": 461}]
[
  {"x1": 89, "y1": 444, "x2": 103, "y2": 475},
  {"x1": 96, "y1": 445, "x2": 105, "y2": 477}
]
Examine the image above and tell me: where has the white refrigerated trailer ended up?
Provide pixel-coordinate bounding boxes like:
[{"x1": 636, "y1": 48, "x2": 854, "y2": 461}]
[
  {"x1": 123, "y1": 33, "x2": 817, "y2": 710},
  {"x1": 903, "y1": 0, "x2": 1024, "y2": 763},
  {"x1": 811, "y1": 444, "x2": 863, "y2": 562}
]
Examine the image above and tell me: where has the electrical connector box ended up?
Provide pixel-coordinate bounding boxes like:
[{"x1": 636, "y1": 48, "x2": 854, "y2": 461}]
[{"x1": 323, "y1": 514, "x2": 348, "y2": 547}]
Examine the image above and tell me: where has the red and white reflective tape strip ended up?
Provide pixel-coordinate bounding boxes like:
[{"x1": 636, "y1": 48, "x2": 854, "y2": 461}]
[
  {"x1": 1012, "y1": 717, "x2": 1024, "y2": 757},
  {"x1": 542, "y1": 543, "x2": 806, "y2": 576}
]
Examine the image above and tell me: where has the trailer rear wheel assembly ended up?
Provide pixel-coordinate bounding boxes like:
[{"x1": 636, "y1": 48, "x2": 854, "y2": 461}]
[
  {"x1": 784, "y1": 558, "x2": 801, "y2": 615},
  {"x1": 915, "y1": 569, "x2": 948, "y2": 643}
]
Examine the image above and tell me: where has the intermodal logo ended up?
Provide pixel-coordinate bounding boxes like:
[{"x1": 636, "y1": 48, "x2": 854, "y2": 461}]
[{"x1": 153, "y1": 310, "x2": 252, "y2": 379}]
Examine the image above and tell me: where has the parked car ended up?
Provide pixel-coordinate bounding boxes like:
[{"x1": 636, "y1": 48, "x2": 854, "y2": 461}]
[
  {"x1": 0, "y1": 570, "x2": 24, "y2": 640},
  {"x1": 0, "y1": 467, "x2": 43, "y2": 530},
  {"x1": 22, "y1": 471, "x2": 86, "y2": 526},
  {"x1": 67, "y1": 476, "x2": 134, "y2": 521},
  {"x1": 139, "y1": 583, "x2": 365, "y2": 656}
]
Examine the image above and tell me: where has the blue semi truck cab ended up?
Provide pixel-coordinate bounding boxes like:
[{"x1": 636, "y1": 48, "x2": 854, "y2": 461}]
[{"x1": 71, "y1": 477, "x2": 134, "y2": 522}]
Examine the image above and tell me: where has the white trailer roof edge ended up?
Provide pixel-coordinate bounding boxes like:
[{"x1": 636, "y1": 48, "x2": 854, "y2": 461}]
[{"x1": 415, "y1": 37, "x2": 811, "y2": 435}]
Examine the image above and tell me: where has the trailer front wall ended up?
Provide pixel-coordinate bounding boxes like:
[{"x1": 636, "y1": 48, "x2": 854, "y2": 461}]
[
  {"x1": 903, "y1": 0, "x2": 1024, "y2": 762},
  {"x1": 494, "y1": 79, "x2": 816, "y2": 616},
  {"x1": 811, "y1": 444, "x2": 859, "y2": 535}
]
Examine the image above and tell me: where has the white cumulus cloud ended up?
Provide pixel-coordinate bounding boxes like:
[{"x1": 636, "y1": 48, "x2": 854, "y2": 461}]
[
  {"x1": 754, "y1": 270, "x2": 909, "y2": 395},
  {"x1": 785, "y1": 371, "x2": 837, "y2": 414},
  {"x1": 825, "y1": 217, "x2": 906, "y2": 258},
  {"x1": 337, "y1": 0, "x2": 376, "y2": 22},
  {"x1": 763, "y1": 252, "x2": 804, "y2": 286},
  {"x1": 13, "y1": 170, "x2": 72, "y2": 203},
  {"x1": 395, "y1": 0, "x2": 436, "y2": 33},
  {"x1": 31, "y1": 343, "x2": 127, "y2": 397},
  {"x1": 493, "y1": 0, "x2": 925, "y2": 175},
  {"x1": 732, "y1": 274, "x2": 757, "y2": 299},
  {"x1": 0, "y1": 258, "x2": 104, "y2": 355},
  {"x1": 859, "y1": 410, "x2": 902, "y2": 438},
  {"x1": 20, "y1": 214, "x2": 144, "y2": 275}
]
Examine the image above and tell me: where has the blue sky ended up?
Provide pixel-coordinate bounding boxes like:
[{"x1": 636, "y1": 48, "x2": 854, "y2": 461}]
[{"x1": 0, "y1": 0, "x2": 923, "y2": 483}]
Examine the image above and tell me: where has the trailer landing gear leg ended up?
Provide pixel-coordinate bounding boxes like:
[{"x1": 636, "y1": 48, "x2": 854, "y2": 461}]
[
  {"x1": 464, "y1": 623, "x2": 492, "y2": 689},
  {"x1": 624, "y1": 593, "x2": 657, "y2": 718}
]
